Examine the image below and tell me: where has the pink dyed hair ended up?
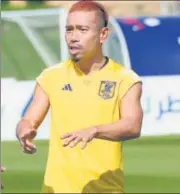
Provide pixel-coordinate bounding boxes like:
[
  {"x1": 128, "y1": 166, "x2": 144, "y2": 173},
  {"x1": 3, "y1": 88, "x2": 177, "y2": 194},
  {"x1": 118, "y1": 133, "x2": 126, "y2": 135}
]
[{"x1": 69, "y1": 0, "x2": 109, "y2": 27}]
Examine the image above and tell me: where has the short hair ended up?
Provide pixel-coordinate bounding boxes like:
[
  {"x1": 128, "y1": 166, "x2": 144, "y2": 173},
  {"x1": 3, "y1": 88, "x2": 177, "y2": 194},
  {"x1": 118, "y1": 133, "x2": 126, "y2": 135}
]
[{"x1": 68, "y1": 0, "x2": 109, "y2": 28}]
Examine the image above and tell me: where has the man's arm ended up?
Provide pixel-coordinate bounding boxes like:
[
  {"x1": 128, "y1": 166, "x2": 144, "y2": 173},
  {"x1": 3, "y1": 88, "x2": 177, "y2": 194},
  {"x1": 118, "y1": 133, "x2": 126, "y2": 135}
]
[
  {"x1": 16, "y1": 83, "x2": 50, "y2": 153},
  {"x1": 60, "y1": 82, "x2": 143, "y2": 149},
  {"x1": 95, "y1": 82, "x2": 143, "y2": 141}
]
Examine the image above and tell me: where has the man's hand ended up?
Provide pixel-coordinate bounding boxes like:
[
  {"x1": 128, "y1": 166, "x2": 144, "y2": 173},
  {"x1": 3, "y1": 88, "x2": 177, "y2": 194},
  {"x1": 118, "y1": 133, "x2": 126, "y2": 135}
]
[
  {"x1": 16, "y1": 120, "x2": 37, "y2": 154},
  {"x1": 16, "y1": 84, "x2": 50, "y2": 154},
  {"x1": 1, "y1": 166, "x2": 6, "y2": 189},
  {"x1": 60, "y1": 127, "x2": 97, "y2": 149}
]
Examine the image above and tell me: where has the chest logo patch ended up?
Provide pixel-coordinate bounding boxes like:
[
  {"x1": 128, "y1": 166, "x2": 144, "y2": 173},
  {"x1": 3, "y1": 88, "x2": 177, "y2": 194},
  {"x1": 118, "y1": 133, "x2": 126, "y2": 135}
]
[{"x1": 98, "y1": 81, "x2": 116, "y2": 99}]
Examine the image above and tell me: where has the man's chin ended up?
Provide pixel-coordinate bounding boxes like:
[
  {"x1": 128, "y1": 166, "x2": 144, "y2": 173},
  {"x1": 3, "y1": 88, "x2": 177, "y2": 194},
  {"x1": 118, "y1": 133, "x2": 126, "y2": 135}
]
[{"x1": 71, "y1": 56, "x2": 81, "y2": 62}]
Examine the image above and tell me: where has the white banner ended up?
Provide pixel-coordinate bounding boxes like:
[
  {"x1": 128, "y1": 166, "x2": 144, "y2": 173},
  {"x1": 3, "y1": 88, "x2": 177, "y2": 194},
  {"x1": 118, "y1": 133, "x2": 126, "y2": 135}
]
[
  {"x1": 1, "y1": 78, "x2": 50, "y2": 140},
  {"x1": 1, "y1": 76, "x2": 180, "y2": 140},
  {"x1": 141, "y1": 75, "x2": 180, "y2": 135}
]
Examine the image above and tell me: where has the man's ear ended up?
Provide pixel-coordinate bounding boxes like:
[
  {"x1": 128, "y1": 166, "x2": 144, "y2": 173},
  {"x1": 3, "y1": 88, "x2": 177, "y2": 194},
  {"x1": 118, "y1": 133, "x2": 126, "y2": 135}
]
[{"x1": 100, "y1": 27, "x2": 109, "y2": 44}]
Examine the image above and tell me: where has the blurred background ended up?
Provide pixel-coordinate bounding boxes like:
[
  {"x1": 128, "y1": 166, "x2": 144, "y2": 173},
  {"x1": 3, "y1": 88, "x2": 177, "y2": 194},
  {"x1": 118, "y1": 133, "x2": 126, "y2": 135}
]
[{"x1": 1, "y1": 0, "x2": 180, "y2": 193}]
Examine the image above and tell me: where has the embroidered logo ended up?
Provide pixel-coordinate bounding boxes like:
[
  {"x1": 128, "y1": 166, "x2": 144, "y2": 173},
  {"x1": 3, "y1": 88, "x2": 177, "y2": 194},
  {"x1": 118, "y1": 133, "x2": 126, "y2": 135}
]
[{"x1": 98, "y1": 81, "x2": 116, "y2": 99}]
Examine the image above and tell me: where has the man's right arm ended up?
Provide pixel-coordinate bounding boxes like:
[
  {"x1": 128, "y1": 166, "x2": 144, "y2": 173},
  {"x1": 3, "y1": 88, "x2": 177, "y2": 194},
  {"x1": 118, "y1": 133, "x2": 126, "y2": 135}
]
[{"x1": 16, "y1": 83, "x2": 50, "y2": 153}]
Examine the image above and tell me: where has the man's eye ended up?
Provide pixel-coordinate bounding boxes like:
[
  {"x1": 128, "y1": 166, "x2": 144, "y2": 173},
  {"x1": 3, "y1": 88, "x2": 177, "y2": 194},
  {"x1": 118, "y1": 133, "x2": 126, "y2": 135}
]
[
  {"x1": 66, "y1": 28, "x2": 73, "y2": 32},
  {"x1": 81, "y1": 28, "x2": 88, "y2": 32}
]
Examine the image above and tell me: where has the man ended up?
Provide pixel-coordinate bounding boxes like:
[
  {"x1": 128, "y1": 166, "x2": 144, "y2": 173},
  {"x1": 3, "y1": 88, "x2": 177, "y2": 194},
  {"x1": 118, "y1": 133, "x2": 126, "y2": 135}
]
[{"x1": 16, "y1": 1, "x2": 143, "y2": 193}]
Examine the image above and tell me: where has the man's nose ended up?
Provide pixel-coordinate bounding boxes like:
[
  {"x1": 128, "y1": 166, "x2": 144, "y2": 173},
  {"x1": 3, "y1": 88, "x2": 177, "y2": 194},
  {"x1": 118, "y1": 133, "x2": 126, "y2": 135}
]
[{"x1": 70, "y1": 30, "x2": 80, "y2": 42}]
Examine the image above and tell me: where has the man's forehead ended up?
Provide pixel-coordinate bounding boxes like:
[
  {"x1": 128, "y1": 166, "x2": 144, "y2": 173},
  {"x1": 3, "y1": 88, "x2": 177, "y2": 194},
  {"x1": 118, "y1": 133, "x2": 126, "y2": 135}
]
[
  {"x1": 68, "y1": 10, "x2": 97, "y2": 17},
  {"x1": 67, "y1": 11, "x2": 97, "y2": 24}
]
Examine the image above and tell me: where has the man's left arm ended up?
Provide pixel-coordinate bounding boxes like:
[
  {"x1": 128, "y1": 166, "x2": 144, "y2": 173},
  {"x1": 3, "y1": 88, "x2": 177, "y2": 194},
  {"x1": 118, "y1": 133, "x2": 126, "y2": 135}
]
[
  {"x1": 60, "y1": 82, "x2": 143, "y2": 148},
  {"x1": 95, "y1": 82, "x2": 143, "y2": 141}
]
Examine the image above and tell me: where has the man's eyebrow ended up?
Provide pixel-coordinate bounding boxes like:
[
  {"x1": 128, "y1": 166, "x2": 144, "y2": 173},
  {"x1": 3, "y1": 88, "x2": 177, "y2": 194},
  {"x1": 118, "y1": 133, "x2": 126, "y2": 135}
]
[
  {"x1": 65, "y1": 25, "x2": 90, "y2": 29},
  {"x1": 65, "y1": 25, "x2": 73, "y2": 29}
]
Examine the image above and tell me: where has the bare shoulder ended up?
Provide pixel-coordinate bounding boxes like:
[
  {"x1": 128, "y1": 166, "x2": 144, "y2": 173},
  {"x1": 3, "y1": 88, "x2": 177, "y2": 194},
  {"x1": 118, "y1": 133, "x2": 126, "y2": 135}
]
[
  {"x1": 122, "y1": 82, "x2": 142, "y2": 100},
  {"x1": 120, "y1": 82, "x2": 143, "y2": 122}
]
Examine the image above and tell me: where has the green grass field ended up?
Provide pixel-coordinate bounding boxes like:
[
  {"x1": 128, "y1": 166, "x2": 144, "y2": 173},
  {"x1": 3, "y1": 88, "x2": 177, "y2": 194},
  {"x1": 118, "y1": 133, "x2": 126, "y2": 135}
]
[{"x1": 1, "y1": 135, "x2": 180, "y2": 193}]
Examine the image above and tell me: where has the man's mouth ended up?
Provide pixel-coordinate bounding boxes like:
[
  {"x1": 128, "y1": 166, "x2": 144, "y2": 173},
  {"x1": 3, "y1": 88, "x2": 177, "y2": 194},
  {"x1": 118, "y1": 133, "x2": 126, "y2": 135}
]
[{"x1": 69, "y1": 46, "x2": 81, "y2": 54}]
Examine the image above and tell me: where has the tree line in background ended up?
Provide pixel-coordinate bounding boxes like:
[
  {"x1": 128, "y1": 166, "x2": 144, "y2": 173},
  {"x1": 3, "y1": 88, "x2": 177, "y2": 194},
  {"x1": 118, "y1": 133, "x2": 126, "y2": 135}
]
[
  {"x1": 1, "y1": 0, "x2": 47, "y2": 10},
  {"x1": 2, "y1": 0, "x2": 44, "y2": 3}
]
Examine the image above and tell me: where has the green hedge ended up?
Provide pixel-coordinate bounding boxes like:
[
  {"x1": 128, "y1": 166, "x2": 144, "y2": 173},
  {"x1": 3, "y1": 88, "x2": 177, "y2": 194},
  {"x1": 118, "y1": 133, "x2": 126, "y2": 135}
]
[{"x1": 1, "y1": 2, "x2": 49, "y2": 11}]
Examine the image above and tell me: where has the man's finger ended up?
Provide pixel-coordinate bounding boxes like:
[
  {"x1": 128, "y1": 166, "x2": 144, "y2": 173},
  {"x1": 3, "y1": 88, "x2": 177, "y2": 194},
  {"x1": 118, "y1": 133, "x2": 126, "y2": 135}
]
[
  {"x1": 22, "y1": 145, "x2": 37, "y2": 154},
  {"x1": 24, "y1": 139, "x2": 36, "y2": 153},
  {"x1": 18, "y1": 130, "x2": 36, "y2": 147},
  {"x1": 81, "y1": 139, "x2": 88, "y2": 149},
  {"x1": 24, "y1": 138, "x2": 36, "y2": 149},
  {"x1": 70, "y1": 137, "x2": 82, "y2": 148},
  {"x1": 19, "y1": 137, "x2": 30, "y2": 151},
  {"x1": 60, "y1": 133, "x2": 72, "y2": 139},
  {"x1": 20, "y1": 137, "x2": 37, "y2": 154},
  {"x1": 19, "y1": 138, "x2": 25, "y2": 148},
  {"x1": 62, "y1": 135, "x2": 76, "y2": 147},
  {"x1": 23, "y1": 147, "x2": 36, "y2": 154}
]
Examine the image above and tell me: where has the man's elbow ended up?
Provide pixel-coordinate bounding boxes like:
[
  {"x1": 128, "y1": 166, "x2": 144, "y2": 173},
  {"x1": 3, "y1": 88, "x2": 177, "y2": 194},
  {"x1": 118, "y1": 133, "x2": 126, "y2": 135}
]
[
  {"x1": 119, "y1": 126, "x2": 141, "y2": 142},
  {"x1": 118, "y1": 122, "x2": 142, "y2": 141},
  {"x1": 130, "y1": 122, "x2": 142, "y2": 139},
  {"x1": 131, "y1": 128, "x2": 141, "y2": 139}
]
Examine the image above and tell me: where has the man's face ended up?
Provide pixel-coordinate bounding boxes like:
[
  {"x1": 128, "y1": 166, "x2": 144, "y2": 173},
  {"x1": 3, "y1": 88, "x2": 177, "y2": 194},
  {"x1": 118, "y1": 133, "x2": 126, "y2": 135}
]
[{"x1": 65, "y1": 10, "x2": 108, "y2": 62}]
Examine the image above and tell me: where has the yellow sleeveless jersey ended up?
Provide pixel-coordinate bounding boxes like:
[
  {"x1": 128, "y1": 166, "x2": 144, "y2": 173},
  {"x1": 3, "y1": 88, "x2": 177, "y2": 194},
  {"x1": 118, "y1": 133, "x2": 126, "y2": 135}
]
[{"x1": 36, "y1": 58, "x2": 141, "y2": 193}]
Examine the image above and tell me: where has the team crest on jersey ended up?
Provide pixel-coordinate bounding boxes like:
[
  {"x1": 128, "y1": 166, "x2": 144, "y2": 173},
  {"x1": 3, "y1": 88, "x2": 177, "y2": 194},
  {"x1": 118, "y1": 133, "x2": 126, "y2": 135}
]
[{"x1": 98, "y1": 81, "x2": 116, "y2": 99}]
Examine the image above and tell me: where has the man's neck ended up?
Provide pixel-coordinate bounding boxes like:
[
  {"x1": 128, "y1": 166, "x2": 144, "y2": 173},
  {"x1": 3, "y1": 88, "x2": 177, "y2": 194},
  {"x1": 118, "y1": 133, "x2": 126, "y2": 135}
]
[{"x1": 77, "y1": 55, "x2": 106, "y2": 75}]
